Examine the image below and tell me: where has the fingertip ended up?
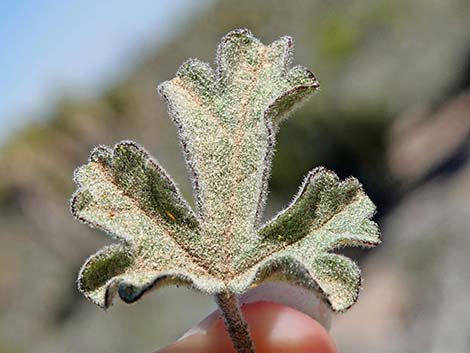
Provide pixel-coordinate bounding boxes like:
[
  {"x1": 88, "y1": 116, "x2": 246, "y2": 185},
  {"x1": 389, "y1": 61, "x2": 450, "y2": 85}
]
[
  {"x1": 157, "y1": 301, "x2": 337, "y2": 353},
  {"x1": 238, "y1": 301, "x2": 338, "y2": 353}
]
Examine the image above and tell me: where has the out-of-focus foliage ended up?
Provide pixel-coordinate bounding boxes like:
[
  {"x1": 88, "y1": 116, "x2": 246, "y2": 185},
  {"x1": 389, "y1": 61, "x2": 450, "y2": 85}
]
[{"x1": 0, "y1": 0, "x2": 468, "y2": 352}]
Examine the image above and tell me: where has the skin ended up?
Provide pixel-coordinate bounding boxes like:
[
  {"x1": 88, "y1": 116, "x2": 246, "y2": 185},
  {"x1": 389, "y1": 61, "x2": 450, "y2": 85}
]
[{"x1": 157, "y1": 301, "x2": 338, "y2": 353}]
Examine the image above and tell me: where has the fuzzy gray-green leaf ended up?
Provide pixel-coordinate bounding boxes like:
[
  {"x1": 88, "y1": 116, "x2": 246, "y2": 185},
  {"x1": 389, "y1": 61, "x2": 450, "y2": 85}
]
[
  {"x1": 78, "y1": 244, "x2": 134, "y2": 307},
  {"x1": 72, "y1": 29, "x2": 378, "y2": 316},
  {"x1": 158, "y1": 29, "x2": 319, "y2": 275},
  {"x1": 72, "y1": 141, "x2": 224, "y2": 307},
  {"x1": 229, "y1": 167, "x2": 380, "y2": 311}
]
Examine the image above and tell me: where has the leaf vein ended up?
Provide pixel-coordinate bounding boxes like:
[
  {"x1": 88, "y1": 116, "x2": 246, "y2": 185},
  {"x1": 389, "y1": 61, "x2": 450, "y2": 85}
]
[{"x1": 93, "y1": 162, "x2": 211, "y2": 276}]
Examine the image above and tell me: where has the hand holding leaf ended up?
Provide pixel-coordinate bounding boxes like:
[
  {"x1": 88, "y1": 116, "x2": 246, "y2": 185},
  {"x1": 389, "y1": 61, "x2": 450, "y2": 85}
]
[{"x1": 71, "y1": 29, "x2": 380, "y2": 353}]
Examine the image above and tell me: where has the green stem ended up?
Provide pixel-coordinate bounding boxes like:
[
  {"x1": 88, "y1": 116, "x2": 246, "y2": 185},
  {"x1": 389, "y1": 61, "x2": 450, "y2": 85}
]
[{"x1": 215, "y1": 291, "x2": 256, "y2": 353}]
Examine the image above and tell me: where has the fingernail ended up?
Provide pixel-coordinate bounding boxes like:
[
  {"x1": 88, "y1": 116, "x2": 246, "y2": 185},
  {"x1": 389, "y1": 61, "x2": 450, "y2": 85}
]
[{"x1": 177, "y1": 310, "x2": 219, "y2": 341}]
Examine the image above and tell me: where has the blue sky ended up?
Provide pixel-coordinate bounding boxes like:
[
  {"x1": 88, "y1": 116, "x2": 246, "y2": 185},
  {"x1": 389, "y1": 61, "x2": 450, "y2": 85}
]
[{"x1": 0, "y1": 0, "x2": 210, "y2": 143}]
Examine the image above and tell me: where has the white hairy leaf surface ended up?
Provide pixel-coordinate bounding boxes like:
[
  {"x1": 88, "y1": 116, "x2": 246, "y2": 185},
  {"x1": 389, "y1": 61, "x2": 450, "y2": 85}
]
[{"x1": 72, "y1": 29, "x2": 379, "y2": 314}]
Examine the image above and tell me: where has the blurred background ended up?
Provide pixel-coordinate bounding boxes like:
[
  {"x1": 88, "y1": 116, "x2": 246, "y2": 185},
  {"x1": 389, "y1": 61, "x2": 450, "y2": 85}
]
[{"x1": 0, "y1": 1, "x2": 469, "y2": 352}]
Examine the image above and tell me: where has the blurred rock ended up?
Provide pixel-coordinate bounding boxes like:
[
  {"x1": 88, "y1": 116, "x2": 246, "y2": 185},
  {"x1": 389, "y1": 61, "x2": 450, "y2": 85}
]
[
  {"x1": 333, "y1": 124, "x2": 470, "y2": 353},
  {"x1": 388, "y1": 91, "x2": 470, "y2": 182}
]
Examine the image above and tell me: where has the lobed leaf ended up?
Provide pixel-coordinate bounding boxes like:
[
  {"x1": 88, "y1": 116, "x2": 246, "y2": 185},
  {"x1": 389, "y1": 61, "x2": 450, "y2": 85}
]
[
  {"x1": 72, "y1": 30, "x2": 379, "y2": 319},
  {"x1": 229, "y1": 167, "x2": 380, "y2": 311},
  {"x1": 158, "y1": 29, "x2": 319, "y2": 273},
  {"x1": 72, "y1": 141, "x2": 224, "y2": 307}
]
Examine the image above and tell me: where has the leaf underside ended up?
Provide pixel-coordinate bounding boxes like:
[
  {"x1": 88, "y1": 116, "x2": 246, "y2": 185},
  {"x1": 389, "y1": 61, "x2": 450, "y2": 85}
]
[{"x1": 72, "y1": 29, "x2": 379, "y2": 312}]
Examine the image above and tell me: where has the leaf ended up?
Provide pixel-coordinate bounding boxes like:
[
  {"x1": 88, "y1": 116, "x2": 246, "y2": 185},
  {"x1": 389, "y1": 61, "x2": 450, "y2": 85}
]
[
  {"x1": 229, "y1": 167, "x2": 380, "y2": 311},
  {"x1": 72, "y1": 141, "x2": 224, "y2": 307},
  {"x1": 158, "y1": 29, "x2": 319, "y2": 264},
  {"x1": 72, "y1": 29, "x2": 379, "y2": 317}
]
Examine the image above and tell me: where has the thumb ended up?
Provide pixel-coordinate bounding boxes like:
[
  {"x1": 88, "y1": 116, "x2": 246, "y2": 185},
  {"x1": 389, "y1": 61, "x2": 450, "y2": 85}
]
[{"x1": 156, "y1": 301, "x2": 338, "y2": 353}]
